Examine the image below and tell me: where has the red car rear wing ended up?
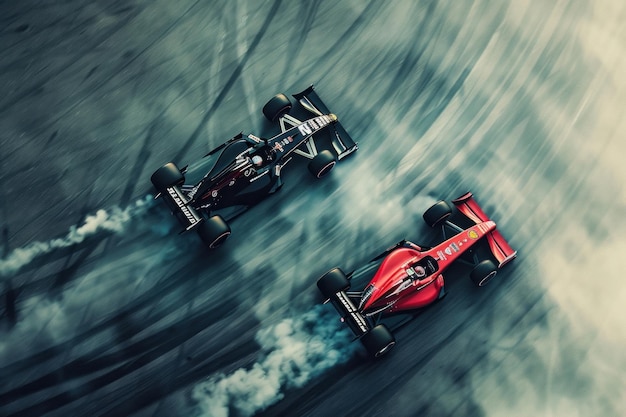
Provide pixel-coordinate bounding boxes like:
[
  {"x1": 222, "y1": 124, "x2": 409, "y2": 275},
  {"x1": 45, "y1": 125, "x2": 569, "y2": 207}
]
[{"x1": 452, "y1": 192, "x2": 517, "y2": 268}]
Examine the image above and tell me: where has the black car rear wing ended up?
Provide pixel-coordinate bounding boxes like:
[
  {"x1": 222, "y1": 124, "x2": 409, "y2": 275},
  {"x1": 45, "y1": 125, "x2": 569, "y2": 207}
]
[{"x1": 293, "y1": 85, "x2": 358, "y2": 160}]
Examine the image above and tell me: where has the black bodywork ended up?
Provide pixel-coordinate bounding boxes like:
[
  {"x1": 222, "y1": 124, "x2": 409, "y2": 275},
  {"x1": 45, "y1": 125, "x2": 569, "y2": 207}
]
[{"x1": 151, "y1": 85, "x2": 357, "y2": 247}]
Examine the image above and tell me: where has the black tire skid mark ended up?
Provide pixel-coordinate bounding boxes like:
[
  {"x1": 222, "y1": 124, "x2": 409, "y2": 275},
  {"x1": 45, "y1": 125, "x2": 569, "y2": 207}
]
[
  {"x1": 48, "y1": 241, "x2": 103, "y2": 294},
  {"x1": 171, "y1": 0, "x2": 284, "y2": 163},
  {"x1": 1, "y1": 196, "x2": 170, "y2": 307},
  {"x1": 0, "y1": 278, "x2": 17, "y2": 327},
  {"x1": 1, "y1": 231, "x2": 115, "y2": 288},
  {"x1": 363, "y1": 2, "x2": 504, "y2": 143},
  {"x1": 147, "y1": 268, "x2": 204, "y2": 416},
  {"x1": 116, "y1": 68, "x2": 214, "y2": 211},
  {"x1": 47, "y1": 200, "x2": 103, "y2": 294},
  {"x1": 276, "y1": 2, "x2": 322, "y2": 85},
  {"x1": 1, "y1": 249, "x2": 259, "y2": 412},
  {"x1": 1, "y1": 157, "x2": 16, "y2": 327},
  {"x1": 0, "y1": 3, "x2": 144, "y2": 115},
  {"x1": 296, "y1": 0, "x2": 387, "y2": 89},
  {"x1": 95, "y1": 337, "x2": 260, "y2": 417},
  {"x1": 91, "y1": 264, "x2": 286, "y2": 416},
  {"x1": 0, "y1": 251, "x2": 231, "y2": 380},
  {"x1": 116, "y1": 124, "x2": 156, "y2": 218},
  {"x1": 349, "y1": 1, "x2": 439, "y2": 133},
  {"x1": 2, "y1": 293, "x2": 253, "y2": 417},
  {"x1": 1, "y1": 0, "x2": 201, "y2": 144},
  {"x1": 0, "y1": 291, "x2": 239, "y2": 407},
  {"x1": 1, "y1": 181, "x2": 157, "y2": 283}
]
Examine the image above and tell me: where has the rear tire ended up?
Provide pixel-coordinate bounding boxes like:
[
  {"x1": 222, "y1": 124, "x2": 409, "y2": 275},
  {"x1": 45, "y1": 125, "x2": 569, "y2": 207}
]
[
  {"x1": 423, "y1": 201, "x2": 452, "y2": 228},
  {"x1": 197, "y1": 215, "x2": 231, "y2": 249},
  {"x1": 151, "y1": 162, "x2": 184, "y2": 191},
  {"x1": 308, "y1": 150, "x2": 336, "y2": 178},
  {"x1": 361, "y1": 324, "x2": 396, "y2": 358},
  {"x1": 470, "y1": 260, "x2": 498, "y2": 287},
  {"x1": 262, "y1": 93, "x2": 292, "y2": 121},
  {"x1": 317, "y1": 268, "x2": 350, "y2": 299}
]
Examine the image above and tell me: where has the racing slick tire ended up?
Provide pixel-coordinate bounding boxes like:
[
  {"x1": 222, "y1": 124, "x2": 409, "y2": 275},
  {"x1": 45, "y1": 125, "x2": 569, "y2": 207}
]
[
  {"x1": 423, "y1": 200, "x2": 452, "y2": 228},
  {"x1": 470, "y1": 260, "x2": 498, "y2": 287},
  {"x1": 151, "y1": 162, "x2": 184, "y2": 191},
  {"x1": 308, "y1": 150, "x2": 336, "y2": 178},
  {"x1": 317, "y1": 267, "x2": 350, "y2": 299},
  {"x1": 197, "y1": 215, "x2": 231, "y2": 249},
  {"x1": 262, "y1": 93, "x2": 292, "y2": 122},
  {"x1": 361, "y1": 324, "x2": 396, "y2": 359}
]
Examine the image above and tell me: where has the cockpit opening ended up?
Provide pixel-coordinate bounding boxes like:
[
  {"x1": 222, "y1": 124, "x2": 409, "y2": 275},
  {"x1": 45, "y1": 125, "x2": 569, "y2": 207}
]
[{"x1": 410, "y1": 256, "x2": 439, "y2": 278}]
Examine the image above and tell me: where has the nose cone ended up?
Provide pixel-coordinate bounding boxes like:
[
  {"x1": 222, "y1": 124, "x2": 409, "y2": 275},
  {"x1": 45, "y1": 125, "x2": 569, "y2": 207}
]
[
  {"x1": 329, "y1": 113, "x2": 338, "y2": 122},
  {"x1": 361, "y1": 247, "x2": 420, "y2": 311}
]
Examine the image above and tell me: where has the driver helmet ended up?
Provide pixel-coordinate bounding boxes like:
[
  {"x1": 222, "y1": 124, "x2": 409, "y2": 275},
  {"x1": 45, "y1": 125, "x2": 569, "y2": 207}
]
[
  {"x1": 414, "y1": 265, "x2": 426, "y2": 278},
  {"x1": 251, "y1": 155, "x2": 263, "y2": 167}
]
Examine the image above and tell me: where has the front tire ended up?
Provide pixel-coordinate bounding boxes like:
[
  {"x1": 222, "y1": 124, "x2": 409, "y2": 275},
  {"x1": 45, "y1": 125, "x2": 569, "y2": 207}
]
[
  {"x1": 262, "y1": 93, "x2": 292, "y2": 122},
  {"x1": 197, "y1": 215, "x2": 231, "y2": 249},
  {"x1": 308, "y1": 150, "x2": 336, "y2": 178},
  {"x1": 423, "y1": 200, "x2": 452, "y2": 228},
  {"x1": 317, "y1": 268, "x2": 350, "y2": 299},
  {"x1": 151, "y1": 162, "x2": 184, "y2": 191},
  {"x1": 361, "y1": 324, "x2": 396, "y2": 358},
  {"x1": 470, "y1": 260, "x2": 498, "y2": 287}
]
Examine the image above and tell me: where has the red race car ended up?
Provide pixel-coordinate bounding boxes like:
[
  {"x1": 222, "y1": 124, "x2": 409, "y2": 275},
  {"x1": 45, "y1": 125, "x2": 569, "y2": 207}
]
[{"x1": 316, "y1": 192, "x2": 517, "y2": 358}]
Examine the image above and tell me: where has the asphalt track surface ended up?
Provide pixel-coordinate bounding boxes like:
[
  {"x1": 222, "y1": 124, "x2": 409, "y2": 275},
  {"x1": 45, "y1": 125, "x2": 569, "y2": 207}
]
[{"x1": 1, "y1": 1, "x2": 625, "y2": 416}]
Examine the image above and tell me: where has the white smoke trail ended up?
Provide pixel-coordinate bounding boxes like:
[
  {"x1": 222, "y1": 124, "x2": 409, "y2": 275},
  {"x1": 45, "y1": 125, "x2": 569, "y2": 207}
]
[
  {"x1": 0, "y1": 195, "x2": 155, "y2": 277},
  {"x1": 193, "y1": 305, "x2": 359, "y2": 417}
]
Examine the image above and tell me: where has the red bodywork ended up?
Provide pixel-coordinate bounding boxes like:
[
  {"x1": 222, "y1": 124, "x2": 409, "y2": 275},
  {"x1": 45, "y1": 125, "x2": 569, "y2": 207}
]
[{"x1": 361, "y1": 193, "x2": 516, "y2": 316}]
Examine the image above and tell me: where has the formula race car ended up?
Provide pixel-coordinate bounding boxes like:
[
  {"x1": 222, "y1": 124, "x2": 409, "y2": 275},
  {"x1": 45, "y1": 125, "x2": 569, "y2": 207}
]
[
  {"x1": 150, "y1": 85, "x2": 357, "y2": 248},
  {"x1": 316, "y1": 192, "x2": 517, "y2": 358}
]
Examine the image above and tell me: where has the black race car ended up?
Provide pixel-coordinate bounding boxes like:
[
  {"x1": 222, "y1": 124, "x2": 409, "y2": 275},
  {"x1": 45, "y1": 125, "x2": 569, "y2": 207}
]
[{"x1": 150, "y1": 85, "x2": 357, "y2": 248}]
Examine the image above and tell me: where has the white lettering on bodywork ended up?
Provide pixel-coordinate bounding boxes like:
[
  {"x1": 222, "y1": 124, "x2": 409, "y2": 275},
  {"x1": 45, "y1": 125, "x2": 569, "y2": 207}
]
[
  {"x1": 297, "y1": 115, "x2": 332, "y2": 137},
  {"x1": 166, "y1": 188, "x2": 199, "y2": 225}
]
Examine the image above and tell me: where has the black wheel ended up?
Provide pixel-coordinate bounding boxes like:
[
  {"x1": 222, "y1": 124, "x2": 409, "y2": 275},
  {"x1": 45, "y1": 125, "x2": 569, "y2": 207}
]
[
  {"x1": 262, "y1": 93, "x2": 292, "y2": 122},
  {"x1": 197, "y1": 215, "x2": 231, "y2": 249},
  {"x1": 470, "y1": 260, "x2": 498, "y2": 287},
  {"x1": 308, "y1": 150, "x2": 336, "y2": 178},
  {"x1": 361, "y1": 324, "x2": 396, "y2": 358},
  {"x1": 151, "y1": 162, "x2": 184, "y2": 191},
  {"x1": 317, "y1": 268, "x2": 350, "y2": 299},
  {"x1": 423, "y1": 200, "x2": 452, "y2": 228}
]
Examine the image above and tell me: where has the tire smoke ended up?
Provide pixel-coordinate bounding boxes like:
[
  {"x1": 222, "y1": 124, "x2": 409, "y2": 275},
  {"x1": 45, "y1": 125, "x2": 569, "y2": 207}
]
[
  {"x1": 193, "y1": 305, "x2": 359, "y2": 417},
  {"x1": 0, "y1": 195, "x2": 154, "y2": 278}
]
